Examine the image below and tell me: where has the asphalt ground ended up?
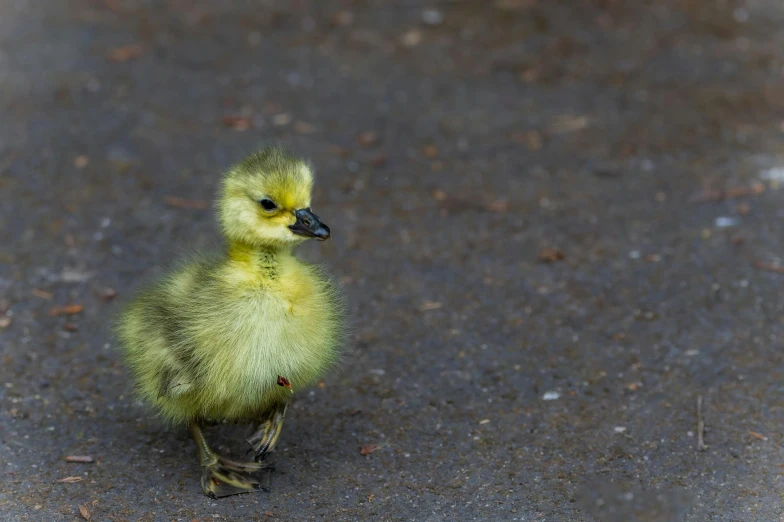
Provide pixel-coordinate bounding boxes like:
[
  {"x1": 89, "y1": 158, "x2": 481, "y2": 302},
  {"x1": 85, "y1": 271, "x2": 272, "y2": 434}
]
[{"x1": 3, "y1": 1, "x2": 784, "y2": 520}]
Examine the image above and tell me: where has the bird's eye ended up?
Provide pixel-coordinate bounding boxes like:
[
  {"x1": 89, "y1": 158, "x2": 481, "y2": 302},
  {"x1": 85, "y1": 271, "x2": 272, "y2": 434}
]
[{"x1": 259, "y1": 199, "x2": 277, "y2": 211}]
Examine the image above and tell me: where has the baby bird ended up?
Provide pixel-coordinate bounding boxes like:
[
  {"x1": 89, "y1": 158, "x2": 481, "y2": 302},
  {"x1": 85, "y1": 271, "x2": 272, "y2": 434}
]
[{"x1": 117, "y1": 146, "x2": 344, "y2": 498}]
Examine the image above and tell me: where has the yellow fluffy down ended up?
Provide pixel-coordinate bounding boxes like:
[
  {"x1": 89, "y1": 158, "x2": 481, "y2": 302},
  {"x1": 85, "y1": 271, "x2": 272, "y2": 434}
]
[{"x1": 116, "y1": 147, "x2": 345, "y2": 425}]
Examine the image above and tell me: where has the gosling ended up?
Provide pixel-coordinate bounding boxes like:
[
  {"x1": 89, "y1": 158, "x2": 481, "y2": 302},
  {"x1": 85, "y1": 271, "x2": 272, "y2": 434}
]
[{"x1": 117, "y1": 146, "x2": 344, "y2": 498}]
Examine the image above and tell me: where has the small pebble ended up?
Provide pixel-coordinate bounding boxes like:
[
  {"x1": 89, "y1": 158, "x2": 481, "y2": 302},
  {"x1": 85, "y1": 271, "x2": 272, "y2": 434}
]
[
  {"x1": 421, "y1": 8, "x2": 444, "y2": 25},
  {"x1": 301, "y1": 17, "x2": 316, "y2": 32},
  {"x1": 759, "y1": 166, "x2": 784, "y2": 181},
  {"x1": 335, "y1": 10, "x2": 353, "y2": 26},
  {"x1": 733, "y1": 8, "x2": 749, "y2": 23},
  {"x1": 715, "y1": 217, "x2": 739, "y2": 228},
  {"x1": 542, "y1": 391, "x2": 560, "y2": 401},
  {"x1": 357, "y1": 131, "x2": 379, "y2": 148},
  {"x1": 247, "y1": 31, "x2": 262, "y2": 46},
  {"x1": 86, "y1": 78, "x2": 101, "y2": 92},
  {"x1": 272, "y1": 113, "x2": 291, "y2": 126},
  {"x1": 400, "y1": 29, "x2": 422, "y2": 47}
]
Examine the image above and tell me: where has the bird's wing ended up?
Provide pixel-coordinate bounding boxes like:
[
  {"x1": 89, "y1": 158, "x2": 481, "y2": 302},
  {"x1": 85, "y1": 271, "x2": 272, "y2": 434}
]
[{"x1": 156, "y1": 365, "x2": 194, "y2": 399}]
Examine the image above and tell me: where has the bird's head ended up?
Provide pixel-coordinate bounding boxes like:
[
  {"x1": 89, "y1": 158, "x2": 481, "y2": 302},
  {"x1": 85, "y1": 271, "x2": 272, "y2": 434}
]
[{"x1": 218, "y1": 146, "x2": 330, "y2": 249}]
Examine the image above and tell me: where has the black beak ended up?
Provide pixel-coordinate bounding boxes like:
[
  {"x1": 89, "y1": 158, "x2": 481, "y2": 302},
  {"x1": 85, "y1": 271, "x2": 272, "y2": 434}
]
[{"x1": 289, "y1": 208, "x2": 330, "y2": 240}]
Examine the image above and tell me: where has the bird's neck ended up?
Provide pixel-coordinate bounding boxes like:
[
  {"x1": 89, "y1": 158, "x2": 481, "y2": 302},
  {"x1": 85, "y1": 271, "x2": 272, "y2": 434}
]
[{"x1": 227, "y1": 241, "x2": 292, "y2": 279}]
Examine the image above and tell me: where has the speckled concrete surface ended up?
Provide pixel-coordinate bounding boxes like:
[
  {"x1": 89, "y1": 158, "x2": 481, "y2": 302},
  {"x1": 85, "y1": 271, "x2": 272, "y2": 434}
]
[{"x1": 3, "y1": 1, "x2": 784, "y2": 520}]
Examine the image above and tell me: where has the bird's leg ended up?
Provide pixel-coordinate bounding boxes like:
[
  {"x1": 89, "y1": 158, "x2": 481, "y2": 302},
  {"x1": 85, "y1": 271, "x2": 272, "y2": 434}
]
[
  {"x1": 247, "y1": 402, "x2": 288, "y2": 462},
  {"x1": 189, "y1": 422, "x2": 272, "y2": 498}
]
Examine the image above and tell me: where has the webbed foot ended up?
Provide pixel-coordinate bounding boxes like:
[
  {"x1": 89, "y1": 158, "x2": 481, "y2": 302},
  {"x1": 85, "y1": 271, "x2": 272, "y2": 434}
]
[
  {"x1": 190, "y1": 422, "x2": 274, "y2": 498},
  {"x1": 218, "y1": 455, "x2": 275, "y2": 474},
  {"x1": 247, "y1": 403, "x2": 288, "y2": 461},
  {"x1": 201, "y1": 463, "x2": 269, "y2": 498}
]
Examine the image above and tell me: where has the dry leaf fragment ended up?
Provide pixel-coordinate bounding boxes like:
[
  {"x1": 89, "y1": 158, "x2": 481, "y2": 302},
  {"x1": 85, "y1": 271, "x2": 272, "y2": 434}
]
[
  {"x1": 486, "y1": 199, "x2": 509, "y2": 213},
  {"x1": 538, "y1": 248, "x2": 565, "y2": 263},
  {"x1": 328, "y1": 145, "x2": 349, "y2": 158},
  {"x1": 79, "y1": 505, "x2": 91, "y2": 520},
  {"x1": 99, "y1": 288, "x2": 117, "y2": 301},
  {"x1": 73, "y1": 156, "x2": 89, "y2": 168},
  {"x1": 523, "y1": 131, "x2": 543, "y2": 150},
  {"x1": 519, "y1": 67, "x2": 540, "y2": 83},
  {"x1": 333, "y1": 10, "x2": 354, "y2": 26},
  {"x1": 57, "y1": 476, "x2": 83, "y2": 483},
  {"x1": 494, "y1": 0, "x2": 538, "y2": 11},
  {"x1": 400, "y1": 29, "x2": 422, "y2": 47},
  {"x1": 511, "y1": 131, "x2": 543, "y2": 150},
  {"x1": 357, "y1": 131, "x2": 378, "y2": 148},
  {"x1": 370, "y1": 153, "x2": 388, "y2": 167},
  {"x1": 66, "y1": 455, "x2": 94, "y2": 463},
  {"x1": 753, "y1": 261, "x2": 784, "y2": 274},
  {"x1": 63, "y1": 322, "x2": 79, "y2": 332},
  {"x1": 106, "y1": 44, "x2": 144, "y2": 62},
  {"x1": 360, "y1": 444, "x2": 379, "y2": 455},
  {"x1": 277, "y1": 375, "x2": 293, "y2": 392},
  {"x1": 548, "y1": 115, "x2": 588, "y2": 134},
  {"x1": 730, "y1": 182, "x2": 765, "y2": 198},
  {"x1": 748, "y1": 431, "x2": 767, "y2": 441},
  {"x1": 164, "y1": 197, "x2": 209, "y2": 210},
  {"x1": 422, "y1": 145, "x2": 439, "y2": 158},
  {"x1": 272, "y1": 113, "x2": 291, "y2": 126},
  {"x1": 32, "y1": 288, "x2": 53, "y2": 299},
  {"x1": 432, "y1": 189, "x2": 447, "y2": 201},
  {"x1": 102, "y1": 0, "x2": 126, "y2": 13},
  {"x1": 294, "y1": 121, "x2": 316, "y2": 134},
  {"x1": 691, "y1": 182, "x2": 766, "y2": 203},
  {"x1": 49, "y1": 304, "x2": 84, "y2": 316},
  {"x1": 221, "y1": 115, "x2": 252, "y2": 131}
]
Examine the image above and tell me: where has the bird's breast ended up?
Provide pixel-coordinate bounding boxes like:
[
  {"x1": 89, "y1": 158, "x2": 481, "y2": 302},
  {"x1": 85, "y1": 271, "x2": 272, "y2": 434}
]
[{"x1": 211, "y1": 275, "x2": 336, "y2": 405}]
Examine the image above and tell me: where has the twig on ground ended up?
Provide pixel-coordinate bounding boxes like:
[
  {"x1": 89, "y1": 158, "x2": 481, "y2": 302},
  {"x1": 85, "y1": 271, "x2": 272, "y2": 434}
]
[
  {"x1": 697, "y1": 395, "x2": 707, "y2": 451},
  {"x1": 753, "y1": 261, "x2": 784, "y2": 274}
]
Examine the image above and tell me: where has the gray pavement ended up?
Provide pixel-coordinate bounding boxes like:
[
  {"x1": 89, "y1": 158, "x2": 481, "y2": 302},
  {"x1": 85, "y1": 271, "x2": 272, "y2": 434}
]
[{"x1": 2, "y1": 1, "x2": 784, "y2": 520}]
